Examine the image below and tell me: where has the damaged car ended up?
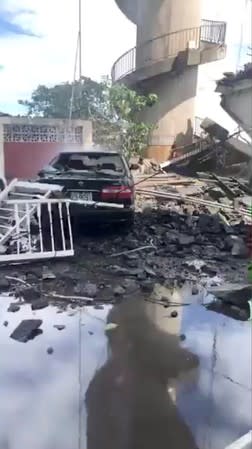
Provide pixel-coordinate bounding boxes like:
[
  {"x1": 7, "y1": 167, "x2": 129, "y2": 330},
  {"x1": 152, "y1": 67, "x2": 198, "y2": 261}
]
[{"x1": 37, "y1": 150, "x2": 135, "y2": 226}]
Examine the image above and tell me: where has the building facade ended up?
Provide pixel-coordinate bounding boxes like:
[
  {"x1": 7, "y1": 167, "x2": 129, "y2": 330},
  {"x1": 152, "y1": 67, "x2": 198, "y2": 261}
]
[{"x1": 0, "y1": 117, "x2": 92, "y2": 180}]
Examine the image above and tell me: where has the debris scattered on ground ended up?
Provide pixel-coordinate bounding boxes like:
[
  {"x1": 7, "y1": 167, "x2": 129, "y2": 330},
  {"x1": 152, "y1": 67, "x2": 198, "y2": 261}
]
[
  {"x1": 208, "y1": 283, "x2": 252, "y2": 306},
  {"x1": 7, "y1": 303, "x2": 20, "y2": 313},
  {"x1": 0, "y1": 171, "x2": 250, "y2": 318},
  {"x1": 113, "y1": 285, "x2": 126, "y2": 297},
  {"x1": 192, "y1": 285, "x2": 199, "y2": 295},
  {"x1": 0, "y1": 277, "x2": 10, "y2": 290},
  {"x1": 31, "y1": 298, "x2": 49, "y2": 311},
  {"x1": 53, "y1": 325, "x2": 66, "y2": 331},
  {"x1": 17, "y1": 286, "x2": 40, "y2": 302},
  {"x1": 110, "y1": 245, "x2": 156, "y2": 258},
  {"x1": 207, "y1": 283, "x2": 252, "y2": 321},
  {"x1": 83, "y1": 283, "x2": 98, "y2": 298},
  {"x1": 42, "y1": 267, "x2": 57, "y2": 280},
  {"x1": 10, "y1": 319, "x2": 43, "y2": 343},
  {"x1": 105, "y1": 323, "x2": 119, "y2": 332},
  {"x1": 50, "y1": 293, "x2": 94, "y2": 304},
  {"x1": 230, "y1": 236, "x2": 248, "y2": 258}
]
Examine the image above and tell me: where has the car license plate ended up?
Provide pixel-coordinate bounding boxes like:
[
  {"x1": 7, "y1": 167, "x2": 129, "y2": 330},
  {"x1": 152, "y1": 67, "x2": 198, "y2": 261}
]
[{"x1": 70, "y1": 191, "x2": 92, "y2": 201}]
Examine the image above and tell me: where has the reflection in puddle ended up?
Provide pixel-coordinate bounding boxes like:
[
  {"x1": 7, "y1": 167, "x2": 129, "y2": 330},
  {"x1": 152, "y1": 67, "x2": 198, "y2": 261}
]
[
  {"x1": 0, "y1": 284, "x2": 251, "y2": 449},
  {"x1": 86, "y1": 297, "x2": 199, "y2": 449},
  {"x1": 0, "y1": 298, "x2": 111, "y2": 449}
]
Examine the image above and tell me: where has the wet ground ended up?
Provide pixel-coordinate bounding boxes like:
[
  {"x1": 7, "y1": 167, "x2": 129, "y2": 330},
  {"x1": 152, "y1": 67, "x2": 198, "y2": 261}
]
[{"x1": 0, "y1": 284, "x2": 251, "y2": 449}]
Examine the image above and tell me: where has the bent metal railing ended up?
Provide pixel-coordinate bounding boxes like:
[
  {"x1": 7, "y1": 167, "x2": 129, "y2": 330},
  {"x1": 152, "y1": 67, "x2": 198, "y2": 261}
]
[{"x1": 112, "y1": 20, "x2": 226, "y2": 82}]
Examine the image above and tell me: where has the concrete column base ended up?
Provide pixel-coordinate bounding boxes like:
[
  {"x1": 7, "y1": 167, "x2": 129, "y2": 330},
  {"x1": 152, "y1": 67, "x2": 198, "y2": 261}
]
[{"x1": 144, "y1": 145, "x2": 173, "y2": 163}]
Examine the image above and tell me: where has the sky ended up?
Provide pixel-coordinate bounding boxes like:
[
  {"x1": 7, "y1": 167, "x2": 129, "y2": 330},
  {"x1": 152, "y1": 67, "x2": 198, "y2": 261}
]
[{"x1": 0, "y1": 0, "x2": 251, "y2": 131}]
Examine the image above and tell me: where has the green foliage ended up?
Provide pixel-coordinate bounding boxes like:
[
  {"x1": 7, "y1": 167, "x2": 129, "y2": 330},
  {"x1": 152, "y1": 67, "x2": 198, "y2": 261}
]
[
  {"x1": 18, "y1": 78, "x2": 108, "y2": 120},
  {"x1": 108, "y1": 84, "x2": 158, "y2": 158},
  {"x1": 19, "y1": 79, "x2": 158, "y2": 159}
]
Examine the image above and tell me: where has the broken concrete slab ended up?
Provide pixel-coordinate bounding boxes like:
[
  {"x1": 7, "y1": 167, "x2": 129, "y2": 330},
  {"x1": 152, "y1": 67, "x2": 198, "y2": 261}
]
[
  {"x1": 7, "y1": 303, "x2": 20, "y2": 313},
  {"x1": 10, "y1": 319, "x2": 43, "y2": 343},
  {"x1": 144, "y1": 265, "x2": 157, "y2": 277},
  {"x1": 184, "y1": 259, "x2": 206, "y2": 271},
  {"x1": 192, "y1": 285, "x2": 199, "y2": 295},
  {"x1": 83, "y1": 283, "x2": 98, "y2": 298},
  {"x1": 31, "y1": 299, "x2": 49, "y2": 311},
  {"x1": 202, "y1": 265, "x2": 218, "y2": 277},
  {"x1": 122, "y1": 278, "x2": 139, "y2": 292},
  {"x1": 178, "y1": 234, "x2": 195, "y2": 246},
  {"x1": 109, "y1": 266, "x2": 144, "y2": 277},
  {"x1": 18, "y1": 286, "x2": 41, "y2": 302},
  {"x1": 125, "y1": 259, "x2": 140, "y2": 269},
  {"x1": 231, "y1": 236, "x2": 248, "y2": 258},
  {"x1": 208, "y1": 283, "x2": 252, "y2": 309},
  {"x1": 207, "y1": 187, "x2": 226, "y2": 201},
  {"x1": 140, "y1": 280, "x2": 155, "y2": 293},
  {"x1": 113, "y1": 285, "x2": 126, "y2": 296},
  {"x1": 0, "y1": 277, "x2": 10, "y2": 291},
  {"x1": 42, "y1": 267, "x2": 56, "y2": 280},
  {"x1": 53, "y1": 325, "x2": 66, "y2": 331},
  {"x1": 207, "y1": 300, "x2": 250, "y2": 321}
]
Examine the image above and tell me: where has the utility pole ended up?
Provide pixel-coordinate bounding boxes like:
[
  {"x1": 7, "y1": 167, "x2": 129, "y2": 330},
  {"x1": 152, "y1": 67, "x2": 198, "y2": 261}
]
[{"x1": 78, "y1": 0, "x2": 82, "y2": 80}]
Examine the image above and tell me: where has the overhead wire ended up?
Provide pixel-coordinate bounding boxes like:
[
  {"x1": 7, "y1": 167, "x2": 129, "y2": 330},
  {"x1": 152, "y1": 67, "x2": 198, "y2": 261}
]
[{"x1": 69, "y1": 33, "x2": 80, "y2": 124}]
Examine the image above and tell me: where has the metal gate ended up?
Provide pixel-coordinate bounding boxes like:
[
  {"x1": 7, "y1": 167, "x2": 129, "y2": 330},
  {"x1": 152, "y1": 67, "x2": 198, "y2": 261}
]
[{"x1": 0, "y1": 199, "x2": 74, "y2": 262}]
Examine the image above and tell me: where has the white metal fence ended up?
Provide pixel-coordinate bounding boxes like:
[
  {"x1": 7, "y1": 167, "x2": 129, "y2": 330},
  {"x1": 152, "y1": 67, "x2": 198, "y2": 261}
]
[
  {"x1": 0, "y1": 199, "x2": 74, "y2": 262},
  {"x1": 0, "y1": 197, "x2": 125, "y2": 263}
]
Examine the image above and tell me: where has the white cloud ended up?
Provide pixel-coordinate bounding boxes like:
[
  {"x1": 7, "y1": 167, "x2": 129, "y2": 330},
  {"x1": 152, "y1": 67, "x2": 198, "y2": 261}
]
[{"x1": 0, "y1": 0, "x2": 135, "y2": 113}]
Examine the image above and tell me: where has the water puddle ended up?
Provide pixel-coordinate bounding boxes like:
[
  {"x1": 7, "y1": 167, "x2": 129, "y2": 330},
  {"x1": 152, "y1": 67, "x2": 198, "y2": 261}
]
[{"x1": 0, "y1": 285, "x2": 251, "y2": 449}]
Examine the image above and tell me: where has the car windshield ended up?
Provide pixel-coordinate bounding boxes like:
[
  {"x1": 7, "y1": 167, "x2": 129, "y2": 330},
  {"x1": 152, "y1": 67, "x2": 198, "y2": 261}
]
[{"x1": 50, "y1": 153, "x2": 126, "y2": 176}]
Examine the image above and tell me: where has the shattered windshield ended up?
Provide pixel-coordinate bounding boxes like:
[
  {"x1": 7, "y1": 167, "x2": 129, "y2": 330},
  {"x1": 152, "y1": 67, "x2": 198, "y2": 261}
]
[{"x1": 51, "y1": 153, "x2": 126, "y2": 176}]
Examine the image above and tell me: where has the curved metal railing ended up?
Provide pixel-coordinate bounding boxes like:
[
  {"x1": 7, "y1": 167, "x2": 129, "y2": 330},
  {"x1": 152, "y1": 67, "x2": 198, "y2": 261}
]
[{"x1": 112, "y1": 19, "x2": 226, "y2": 83}]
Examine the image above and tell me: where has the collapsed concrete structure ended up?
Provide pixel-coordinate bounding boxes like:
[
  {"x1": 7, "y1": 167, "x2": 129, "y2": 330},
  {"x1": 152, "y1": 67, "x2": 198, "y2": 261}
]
[
  {"x1": 216, "y1": 64, "x2": 252, "y2": 186},
  {"x1": 112, "y1": 0, "x2": 227, "y2": 161}
]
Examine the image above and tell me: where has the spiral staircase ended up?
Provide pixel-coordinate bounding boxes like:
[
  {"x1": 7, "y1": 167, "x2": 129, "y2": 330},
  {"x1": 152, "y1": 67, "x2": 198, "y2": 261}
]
[
  {"x1": 111, "y1": 0, "x2": 227, "y2": 161},
  {"x1": 112, "y1": 20, "x2": 226, "y2": 85}
]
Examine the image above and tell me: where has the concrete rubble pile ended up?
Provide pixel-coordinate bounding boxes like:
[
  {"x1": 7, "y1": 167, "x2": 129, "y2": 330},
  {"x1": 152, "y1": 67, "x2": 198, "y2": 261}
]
[{"x1": 0, "y1": 170, "x2": 251, "y2": 323}]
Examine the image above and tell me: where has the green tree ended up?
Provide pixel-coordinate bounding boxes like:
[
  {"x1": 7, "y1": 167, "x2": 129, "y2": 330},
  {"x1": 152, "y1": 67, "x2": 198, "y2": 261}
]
[
  {"x1": 18, "y1": 78, "x2": 107, "y2": 120},
  {"x1": 108, "y1": 84, "x2": 157, "y2": 159},
  {"x1": 19, "y1": 79, "x2": 158, "y2": 159}
]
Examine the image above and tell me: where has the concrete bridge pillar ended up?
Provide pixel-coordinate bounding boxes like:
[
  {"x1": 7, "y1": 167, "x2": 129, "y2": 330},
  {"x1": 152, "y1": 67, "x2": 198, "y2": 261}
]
[
  {"x1": 113, "y1": 0, "x2": 226, "y2": 161},
  {"x1": 136, "y1": 0, "x2": 201, "y2": 44},
  {"x1": 135, "y1": 0, "x2": 201, "y2": 160}
]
